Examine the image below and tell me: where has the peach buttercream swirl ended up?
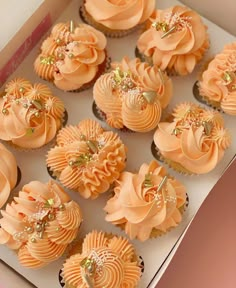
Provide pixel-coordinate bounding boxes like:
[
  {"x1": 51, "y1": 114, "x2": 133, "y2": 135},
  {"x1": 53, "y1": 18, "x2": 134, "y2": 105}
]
[
  {"x1": 137, "y1": 5, "x2": 210, "y2": 75},
  {"x1": 0, "y1": 78, "x2": 65, "y2": 149},
  {"x1": 84, "y1": 0, "x2": 155, "y2": 30},
  {"x1": 198, "y1": 42, "x2": 236, "y2": 115},
  {"x1": 104, "y1": 161, "x2": 186, "y2": 242},
  {"x1": 62, "y1": 230, "x2": 141, "y2": 288},
  {"x1": 46, "y1": 119, "x2": 127, "y2": 199},
  {"x1": 0, "y1": 143, "x2": 17, "y2": 208},
  {"x1": 34, "y1": 22, "x2": 107, "y2": 91},
  {"x1": 153, "y1": 102, "x2": 231, "y2": 174},
  {"x1": 93, "y1": 57, "x2": 173, "y2": 132},
  {"x1": 0, "y1": 180, "x2": 82, "y2": 268}
]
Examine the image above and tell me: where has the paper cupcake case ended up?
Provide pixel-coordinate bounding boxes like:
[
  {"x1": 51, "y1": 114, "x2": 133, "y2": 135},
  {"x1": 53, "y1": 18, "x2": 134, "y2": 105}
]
[{"x1": 0, "y1": 0, "x2": 235, "y2": 287}]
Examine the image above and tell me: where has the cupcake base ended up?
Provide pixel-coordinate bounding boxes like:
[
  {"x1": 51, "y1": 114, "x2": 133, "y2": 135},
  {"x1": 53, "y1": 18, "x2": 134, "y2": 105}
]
[
  {"x1": 79, "y1": 4, "x2": 143, "y2": 38},
  {"x1": 152, "y1": 144, "x2": 196, "y2": 175},
  {"x1": 193, "y1": 81, "x2": 222, "y2": 112},
  {"x1": 92, "y1": 101, "x2": 135, "y2": 133}
]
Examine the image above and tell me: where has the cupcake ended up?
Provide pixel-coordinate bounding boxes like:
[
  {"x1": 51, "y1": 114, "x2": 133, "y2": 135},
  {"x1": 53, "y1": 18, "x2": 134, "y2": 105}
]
[
  {"x1": 0, "y1": 143, "x2": 18, "y2": 208},
  {"x1": 46, "y1": 119, "x2": 127, "y2": 199},
  {"x1": 0, "y1": 180, "x2": 82, "y2": 269},
  {"x1": 153, "y1": 102, "x2": 231, "y2": 174},
  {"x1": 197, "y1": 42, "x2": 236, "y2": 115},
  {"x1": 34, "y1": 21, "x2": 108, "y2": 91},
  {"x1": 136, "y1": 5, "x2": 210, "y2": 75},
  {"x1": 80, "y1": 0, "x2": 156, "y2": 37},
  {"x1": 61, "y1": 230, "x2": 141, "y2": 287},
  {"x1": 93, "y1": 57, "x2": 173, "y2": 132},
  {"x1": 0, "y1": 78, "x2": 65, "y2": 149},
  {"x1": 104, "y1": 160, "x2": 187, "y2": 242}
]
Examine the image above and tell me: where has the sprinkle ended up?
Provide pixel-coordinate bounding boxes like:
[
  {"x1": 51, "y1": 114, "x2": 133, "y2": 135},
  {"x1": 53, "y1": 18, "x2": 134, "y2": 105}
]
[
  {"x1": 70, "y1": 20, "x2": 75, "y2": 33},
  {"x1": 156, "y1": 176, "x2": 168, "y2": 192},
  {"x1": 40, "y1": 55, "x2": 55, "y2": 65},
  {"x1": 143, "y1": 173, "x2": 153, "y2": 188},
  {"x1": 161, "y1": 26, "x2": 176, "y2": 39},
  {"x1": 2, "y1": 108, "x2": 8, "y2": 115}
]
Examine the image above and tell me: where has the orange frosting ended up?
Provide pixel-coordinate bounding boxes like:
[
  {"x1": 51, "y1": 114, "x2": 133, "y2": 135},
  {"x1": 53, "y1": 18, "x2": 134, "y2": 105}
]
[
  {"x1": 34, "y1": 22, "x2": 107, "y2": 91},
  {"x1": 62, "y1": 230, "x2": 141, "y2": 288},
  {"x1": 0, "y1": 78, "x2": 65, "y2": 149},
  {"x1": 46, "y1": 119, "x2": 127, "y2": 199},
  {"x1": 0, "y1": 143, "x2": 17, "y2": 208},
  {"x1": 0, "y1": 180, "x2": 82, "y2": 268},
  {"x1": 137, "y1": 5, "x2": 209, "y2": 75},
  {"x1": 93, "y1": 57, "x2": 173, "y2": 132},
  {"x1": 198, "y1": 42, "x2": 236, "y2": 115},
  {"x1": 153, "y1": 103, "x2": 231, "y2": 174},
  {"x1": 84, "y1": 0, "x2": 155, "y2": 30},
  {"x1": 104, "y1": 161, "x2": 186, "y2": 241}
]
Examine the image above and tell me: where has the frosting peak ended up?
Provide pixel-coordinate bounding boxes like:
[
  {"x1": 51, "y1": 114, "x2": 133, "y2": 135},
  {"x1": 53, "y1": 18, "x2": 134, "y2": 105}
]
[
  {"x1": 0, "y1": 180, "x2": 82, "y2": 268},
  {"x1": 84, "y1": 0, "x2": 155, "y2": 30},
  {"x1": 104, "y1": 161, "x2": 186, "y2": 241},
  {"x1": 62, "y1": 230, "x2": 141, "y2": 287},
  {"x1": 198, "y1": 41, "x2": 236, "y2": 115},
  {"x1": 47, "y1": 119, "x2": 127, "y2": 199},
  {"x1": 34, "y1": 22, "x2": 107, "y2": 91},
  {"x1": 137, "y1": 5, "x2": 210, "y2": 75},
  {"x1": 0, "y1": 78, "x2": 65, "y2": 148},
  {"x1": 153, "y1": 102, "x2": 231, "y2": 174},
  {"x1": 93, "y1": 57, "x2": 173, "y2": 132}
]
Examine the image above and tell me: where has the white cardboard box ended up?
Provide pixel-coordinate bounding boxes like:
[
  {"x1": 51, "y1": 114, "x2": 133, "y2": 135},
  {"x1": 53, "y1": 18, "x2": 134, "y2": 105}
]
[{"x1": 0, "y1": 1, "x2": 235, "y2": 287}]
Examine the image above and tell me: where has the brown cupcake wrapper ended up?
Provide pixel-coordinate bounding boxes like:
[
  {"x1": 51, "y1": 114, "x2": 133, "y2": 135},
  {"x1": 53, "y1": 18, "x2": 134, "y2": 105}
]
[
  {"x1": 79, "y1": 4, "x2": 143, "y2": 38},
  {"x1": 115, "y1": 193, "x2": 188, "y2": 241},
  {"x1": 92, "y1": 101, "x2": 135, "y2": 133},
  {"x1": 152, "y1": 145, "x2": 197, "y2": 176},
  {"x1": 193, "y1": 81, "x2": 223, "y2": 112}
]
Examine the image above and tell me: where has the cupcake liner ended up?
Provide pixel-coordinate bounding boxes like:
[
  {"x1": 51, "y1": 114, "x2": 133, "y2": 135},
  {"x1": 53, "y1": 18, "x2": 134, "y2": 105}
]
[
  {"x1": 15, "y1": 166, "x2": 22, "y2": 188},
  {"x1": 134, "y1": 46, "x2": 153, "y2": 65},
  {"x1": 153, "y1": 146, "x2": 196, "y2": 176},
  {"x1": 150, "y1": 141, "x2": 164, "y2": 163},
  {"x1": 92, "y1": 101, "x2": 135, "y2": 133},
  {"x1": 193, "y1": 81, "x2": 223, "y2": 112},
  {"x1": 115, "y1": 193, "x2": 188, "y2": 240},
  {"x1": 79, "y1": 3, "x2": 142, "y2": 38}
]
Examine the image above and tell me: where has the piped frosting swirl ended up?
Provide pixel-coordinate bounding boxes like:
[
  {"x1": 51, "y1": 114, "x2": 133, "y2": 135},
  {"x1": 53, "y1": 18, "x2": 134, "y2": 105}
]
[
  {"x1": 0, "y1": 180, "x2": 82, "y2": 268},
  {"x1": 46, "y1": 119, "x2": 127, "y2": 199}
]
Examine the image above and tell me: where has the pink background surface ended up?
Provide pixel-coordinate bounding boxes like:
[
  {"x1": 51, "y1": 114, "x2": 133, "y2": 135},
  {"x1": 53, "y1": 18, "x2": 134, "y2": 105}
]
[{"x1": 156, "y1": 157, "x2": 236, "y2": 288}]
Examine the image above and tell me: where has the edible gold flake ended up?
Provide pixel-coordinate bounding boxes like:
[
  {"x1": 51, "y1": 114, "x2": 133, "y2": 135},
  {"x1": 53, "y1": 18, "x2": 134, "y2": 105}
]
[
  {"x1": 40, "y1": 55, "x2": 55, "y2": 65},
  {"x1": 143, "y1": 173, "x2": 153, "y2": 188},
  {"x1": 142, "y1": 91, "x2": 157, "y2": 104}
]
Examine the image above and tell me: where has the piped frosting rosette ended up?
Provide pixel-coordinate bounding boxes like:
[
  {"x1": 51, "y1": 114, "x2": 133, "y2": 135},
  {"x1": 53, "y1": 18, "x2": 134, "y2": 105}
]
[
  {"x1": 153, "y1": 102, "x2": 231, "y2": 174},
  {"x1": 81, "y1": 0, "x2": 155, "y2": 37},
  {"x1": 61, "y1": 230, "x2": 141, "y2": 288},
  {"x1": 198, "y1": 42, "x2": 236, "y2": 115},
  {"x1": 104, "y1": 161, "x2": 187, "y2": 242},
  {"x1": 137, "y1": 5, "x2": 210, "y2": 75},
  {"x1": 0, "y1": 78, "x2": 65, "y2": 149},
  {"x1": 34, "y1": 21, "x2": 107, "y2": 91},
  {"x1": 46, "y1": 119, "x2": 127, "y2": 199},
  {"x1": 0, "y1": 143, "x2": 18, "y2": 208},
  {"x1": 0, "y1": 180, "x2": 82, "y2": 268},
  {"x1": 93, "y1": 57, "x2": 173, "y2": 132}
]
